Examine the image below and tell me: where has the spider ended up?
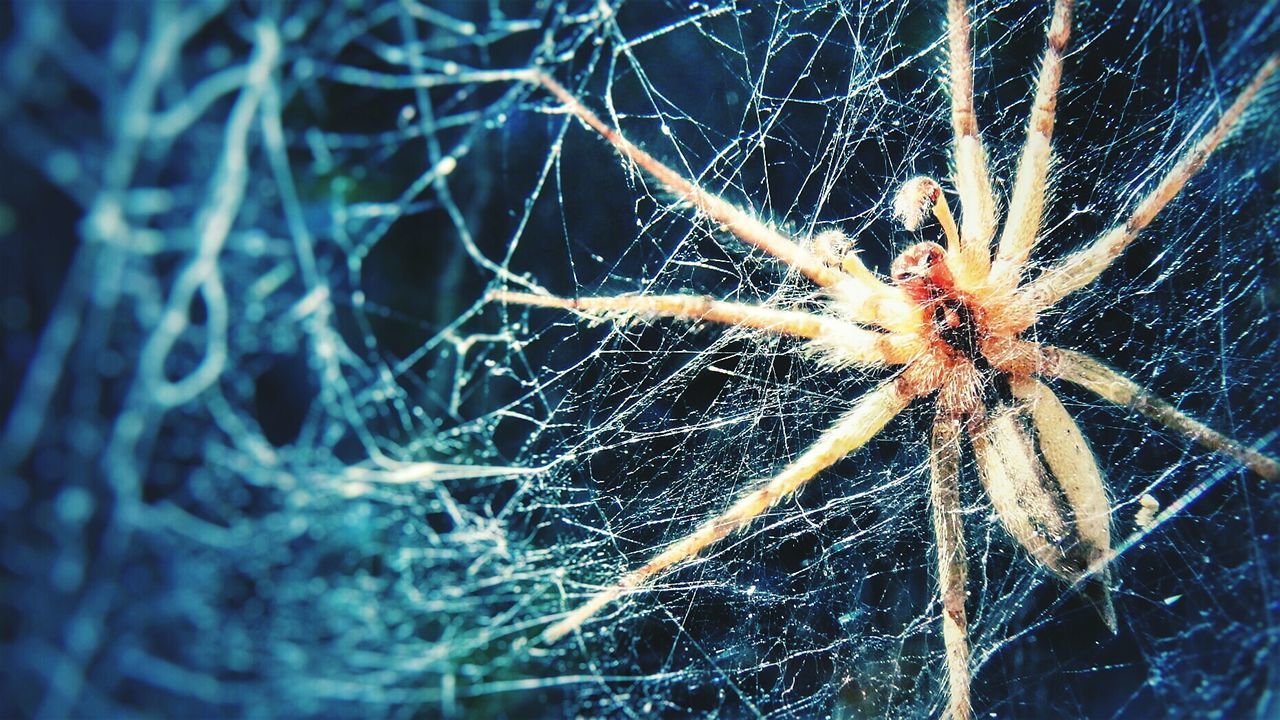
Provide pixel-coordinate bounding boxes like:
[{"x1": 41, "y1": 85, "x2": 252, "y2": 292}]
[{"x1": 491, "y1": 1, "x2": 1279, "y2": 717}]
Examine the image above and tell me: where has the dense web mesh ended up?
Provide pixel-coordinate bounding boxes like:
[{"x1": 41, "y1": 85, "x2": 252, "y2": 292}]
[{"x1": 1, "y1": 0, "x2": 1278, "y2": 718}]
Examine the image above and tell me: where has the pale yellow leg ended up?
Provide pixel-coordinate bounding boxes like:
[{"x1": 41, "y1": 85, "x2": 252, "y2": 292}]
[
  {"x1": 1044, "y1": 346, "x2": 1280, "y2": 480},
  {"x1": 540, "y1": 379, "x2": 916, "y2": 643},
  {"x1": 531, "y1": 73, "x2": 921, "y2": 334},
  {"x1": 1020, "y1": 53, "x2": 1279, "y2": 322},
  {"x1": 930, "y1": 412, "x2": 971, "y2": 720},
  {"x1": 491, "y1": 289, "x2": 921, "y2": 366},
  {"x1": 946, "y1": 0, "x2": 997, "y2": 272},
  {"x1": 989, "y1": 0, "x2": 1074, "y2": 290}
]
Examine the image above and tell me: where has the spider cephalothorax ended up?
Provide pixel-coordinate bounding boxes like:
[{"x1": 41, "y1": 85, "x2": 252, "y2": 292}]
[
  {"x1": 891, "y1": 241, "x2": 955, "y2": 300},
  {"x1": 888, "y1": 239, "x2": 992, "y2": 413},
  {"x1": 492, "y1": 1, "x2": 1279, "y2": 717}
]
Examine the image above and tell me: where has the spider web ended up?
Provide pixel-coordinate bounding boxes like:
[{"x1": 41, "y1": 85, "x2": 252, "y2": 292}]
[{"x1": 0, "y1": 0, "x2": 1277, "y2": 718}]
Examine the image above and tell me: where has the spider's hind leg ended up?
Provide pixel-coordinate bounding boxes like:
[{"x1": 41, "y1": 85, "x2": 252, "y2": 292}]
[
  {"x1": 537, "y1": 379, "x2": 914, "y2": 644},
  {"x1": 1043, "y1": 346, "x2": 1280, "y2": 480},
  {"x1": 930, "y1": 411, "x2": 973, "y2": 720}
]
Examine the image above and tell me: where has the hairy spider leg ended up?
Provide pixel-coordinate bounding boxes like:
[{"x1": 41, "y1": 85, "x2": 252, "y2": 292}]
[
  {"x1": 491, "y1": 290, "x2": 920, "y2": 367},
  {"x1": 1043, "y1": 346, "x2": 1280, "y2": 480},
  {"x1": 989, "y1": 0, "x2": 1074, "y2": 291},
  {"x1": 539, "y1": 379, "x2": 916, "y2": 644},
  {"x1": 529, "y1": 72, "x2": 921, "y2": 334},
  {"x1": 946, "y1": 0, "x2": 998, "y2": 277},
  {"x1": 812, "y1": 229, "x2": 905, "y2": 295},
  {"x1": 930, "y1": 413, "x2": 972, "y2": 720},
  {"x1": 1020, "y1": 52, "x2": 1280, "y2": 322}
]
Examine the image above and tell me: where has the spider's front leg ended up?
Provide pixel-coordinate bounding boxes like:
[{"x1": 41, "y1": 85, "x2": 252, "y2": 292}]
[
  {"x1": 528, "y1": 72, "x2": 923, "y2": 334},
  {"x1": 491, "y1": 289, "x2": 923, "y2": 367},
  {"x1": 930, "y1": 411, "x2": 972, "y2": 720},
  {"x1": 1019, "y1": 52, "x2": 1279, "y2": 320},
  {"x1": 989, "y1": 0, "x2": 1073, "y2": 290},
  {"x1": 945, "y1": 0, "x2": 997, "y2": 278}
]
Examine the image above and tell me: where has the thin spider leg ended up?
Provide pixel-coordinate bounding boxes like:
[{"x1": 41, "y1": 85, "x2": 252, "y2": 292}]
[
  {"x1": 491, "y1": 289, "x2": 921, "y2": 366},
  {"x1": 947, "y1": 0, "x2": 998, "y2": 271},
  {"x1": 1019, "y1": 52, "x2": 1279, "y2": 320},
  {"x1": 989, "y1": 0, "x2": 1074, "y2": 290},
  {"x1": 540, "y1": 378, "x2": 916, "y2": 644},
  {"x1": 930, "y1": 411, "x2": 971, "y2": 720},
  {"x1": 530, "y1": 72, "x2": 921, "y2": 334},
  {"x1": 1043, "y1": 346, "x2": 1280, "y2": 480}
]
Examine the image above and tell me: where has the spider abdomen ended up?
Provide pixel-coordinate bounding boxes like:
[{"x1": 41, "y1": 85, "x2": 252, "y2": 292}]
[{"x1": 971, "y1": 378, "x2": 1117, "y2": 631}]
